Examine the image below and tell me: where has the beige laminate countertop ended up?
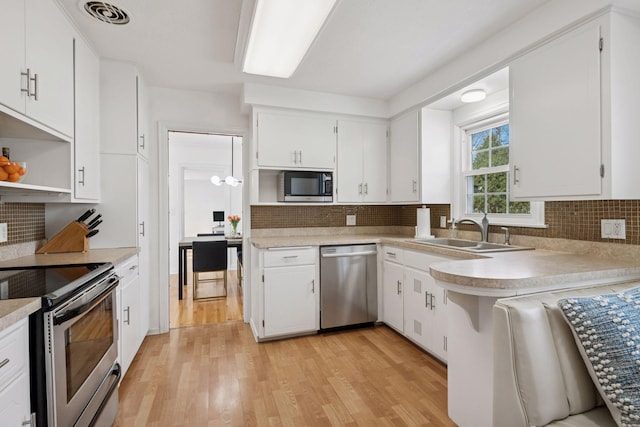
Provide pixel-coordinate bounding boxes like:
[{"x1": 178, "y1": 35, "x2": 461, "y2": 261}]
[
  {"x1": 0, "y1": 247, "x2": 138, "y2": 332},
  {"x1": 252, "y1": 234, "x2": 640, "y2": 297},
  {"x1": 0, "y1": 247, "x2": 138, "y2": 269}
]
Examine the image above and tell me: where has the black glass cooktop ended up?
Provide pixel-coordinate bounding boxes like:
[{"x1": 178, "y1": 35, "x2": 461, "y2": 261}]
[{"x1": 0, "y1": 263, "x2": 112, "y2": 308}]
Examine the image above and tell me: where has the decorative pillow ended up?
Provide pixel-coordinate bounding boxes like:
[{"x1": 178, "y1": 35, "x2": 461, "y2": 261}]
[{"x1": 559, "y1": 287, "x2": 640, "y2": 427}]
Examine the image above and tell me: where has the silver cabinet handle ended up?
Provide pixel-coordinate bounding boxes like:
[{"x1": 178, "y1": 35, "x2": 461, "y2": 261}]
[
  {"x1": 139, "y1": 221, "x2": 145, "y2": 236},
  {"x1": 425, "y1": 291, "x2": 430, "y2": 309},
  {"x1": 129, "y1": 265, "x2": 138, "y2": 271},
  {"x1": 22, "y1": 413, "x2": 36, "y2": 426},
  {"x1": 311, "y1": 279, "x2": 315, "y2": 293},
  {"x1": 430, "y1": 293, "x2": 435, "y2": 309},
  {"x1": 397, "y1": 280, "x2": 402, "y2": 295},
  {"x1": 358, "y1": 183, "x2": 363, "y2": 195},
  {"x1": 78, "y1": 166, "x2": 85, "y2": 186},
  {"x1": 282, "y1": 255, "x2": 298, "y2": 259},
  {"x1": 299, "y1": 150, "x2": 303, "y2": 164},
  {"x1": 386, "y1": 251, "x2": 397, "y2": 258},
  {"x1": 364, "y1": 183, "x2": 368, "y2": 195},
  {"x1": 412, "y1": 179, "x2": 417, "y2": 193},
  {"x1": 513, "y1": 165, "x2": 520, "y2": 185},
  {"x1": 293, "y1": 150, "x2": 299, "y2": 164},
  {"x1": 21, "y1": 68, "x2": 31, "y2": 97},
  {"x1": 30, "y1": 72, "x2": 38, "y2": 100},
  {"x1": 0, "y1": 358, "x2": 9, "y2": 369},
  {"x1": 139, "y1": 134, "x2": 145, "y2": 149},
  {"x1": 124, "y1": 306, "x2": 131, "y2": 325}
]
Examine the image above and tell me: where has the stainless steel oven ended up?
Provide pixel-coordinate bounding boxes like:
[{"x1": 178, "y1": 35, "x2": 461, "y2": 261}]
[{"x1": 0, "y1": 263, "x2": 120, "y2": 427}]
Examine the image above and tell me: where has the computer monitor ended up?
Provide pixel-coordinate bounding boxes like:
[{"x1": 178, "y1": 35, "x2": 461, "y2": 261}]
[{"x1": 213, "y1": 211, "x2": 225, "y2": 223}]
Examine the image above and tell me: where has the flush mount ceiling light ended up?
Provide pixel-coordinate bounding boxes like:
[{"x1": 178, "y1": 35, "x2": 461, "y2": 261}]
[
  {"x1": 81, "y1": 1, "x2": 131, "y2": 25},
  {"x1": 243, "y1": 0, "x2": 337, "y2": 78},
  {"x1": 460, "y1": 89, "x2": 487, "y2": 103}
]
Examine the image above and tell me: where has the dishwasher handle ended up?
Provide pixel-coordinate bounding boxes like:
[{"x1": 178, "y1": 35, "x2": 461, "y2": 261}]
[{"x1": 321, "y1": 250, "x2": 377, "y2": 258}]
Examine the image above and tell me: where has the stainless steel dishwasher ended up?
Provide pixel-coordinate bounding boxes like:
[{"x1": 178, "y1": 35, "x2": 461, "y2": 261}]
[{"x1": 320, "y1": 244, "x2": 378, "y2": 330}]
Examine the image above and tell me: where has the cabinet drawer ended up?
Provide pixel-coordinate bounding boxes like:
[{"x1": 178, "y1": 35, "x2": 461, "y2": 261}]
[
  {"x1": 0, "y1": 318, "x2": 28, "y2": 392},
  {"x1": 264, "y1": 247, "x2": 316, "y2": 267},
  {"x1": 382, "y1": 246, "x2": 404, "y2": 264},
  {"x1": 117, "y1": 255, "x2": 139, "y2": 285}
]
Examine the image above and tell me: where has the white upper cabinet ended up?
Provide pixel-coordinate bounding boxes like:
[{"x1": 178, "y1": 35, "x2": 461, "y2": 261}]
[
  {"x1": 389, "y1": 111, "x2": 420, "y2": 202},
  {"x1": 336, "y1": 119, "x2": 387, "y2": 203},
  {"x1": 136, "y1": 74, "x2": 149, "y2": 159},
  {"x1": 0, "y1": 0, "x2": 74, "y2": 138},
  {"x1": 0, "y1": 0, "x2": 26, "y2": 116},
  {"x1": 100, "y1": 60, "x2": 139, "y2": 155},
  {"x1": 255, "y1": 110, "x2": 336, "y2": 170},
  {"x1": 73, "y1": 35, "x2": 100, "y2": 201},
  {"x1": 421, "y1": 109, "x2": 451, "y2": 204},
  {"x1": 510, "y1": 11, "x2": 640, "y2": 200}
]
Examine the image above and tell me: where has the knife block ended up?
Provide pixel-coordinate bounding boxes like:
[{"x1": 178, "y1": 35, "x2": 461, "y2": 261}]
[{"x1": 36, "y1": 221, "x2": 89, "y2": 254}]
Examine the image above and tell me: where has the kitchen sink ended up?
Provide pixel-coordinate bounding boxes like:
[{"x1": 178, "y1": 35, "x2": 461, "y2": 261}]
[{"x1": 410, "y1": 237, "x2": 534, "y2": 253}]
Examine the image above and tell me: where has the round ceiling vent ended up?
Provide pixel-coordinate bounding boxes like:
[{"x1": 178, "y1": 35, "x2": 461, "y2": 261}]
[{"x1": 82, "y1": 1, "x2": 131, "y2": 25}]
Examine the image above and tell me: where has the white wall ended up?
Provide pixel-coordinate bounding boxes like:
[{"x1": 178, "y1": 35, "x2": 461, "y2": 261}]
[{"x1": 148, "y1": 88, "x2": 249, "y2": 334}]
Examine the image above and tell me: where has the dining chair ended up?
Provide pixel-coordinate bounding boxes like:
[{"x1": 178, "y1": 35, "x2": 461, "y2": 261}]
[{"x1": 192, "y1": 240, "x2": 228, "y2": 299}]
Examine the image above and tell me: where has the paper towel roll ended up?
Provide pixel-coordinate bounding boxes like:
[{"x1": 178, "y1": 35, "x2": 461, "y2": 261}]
[{"x1": 415, "y1": 206, "x2": 434, "y2": 238}]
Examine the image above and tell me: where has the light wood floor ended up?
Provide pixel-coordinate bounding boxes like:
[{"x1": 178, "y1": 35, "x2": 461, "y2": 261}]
[
  {"x1": 114, "y1": 322, "x2": 454, "y2": 426},
  {"x1": 169, "y1": 259, "x2": 243, "y2": 328}
]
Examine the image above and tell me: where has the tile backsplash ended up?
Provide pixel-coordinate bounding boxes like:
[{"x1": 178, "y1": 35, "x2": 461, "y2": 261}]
[
  {"x1": 0, "y1": 203, "x2": 45, "y2": 247},
  {"x1": 251, "y1": 200, "x2": 640, "y2": 245}
]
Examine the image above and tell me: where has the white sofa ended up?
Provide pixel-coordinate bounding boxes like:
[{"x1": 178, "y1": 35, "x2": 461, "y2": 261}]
[{"x1": 492, "y1": 281, "x2": 639, "y2": 427}]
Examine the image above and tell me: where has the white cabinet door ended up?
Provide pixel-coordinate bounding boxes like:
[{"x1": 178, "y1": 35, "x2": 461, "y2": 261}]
[
  {"x1": 0, "y1": 318, "x2": 31, "y2": 426},
  {"x1": 264, "y1": 264, "x2": 316, "y2": 337},
  {"x1": 100, "y1": 61, "x2": 138, "y2": 155},
  {"x1": 119, "y1": 274, "x2": 141, "y2": 375},
  {"x1": 337, "y1": 120, "x2": 387, "y2": 203},
  {"x1": 390, "y1": 112, "x2": 419, "y2": 202},
  {"x1": 510, "y1": 19, "x2": 602, "y2": 199},
  {"x1": 403, "y1": 267, "x2": 430, "y2": 350},
  {"x1": 336, "y1": 120, "x2": 364, "y2": 202},
  {"x1": 421, "y1": 109, "x2": 451, "y2": 204},
  {"x1": 382, "y1": 260, "x2": 404, "y2": 333},
  {"x1": 256, "y1": 111, "x2": 336, "y2": 169},
  {"x1": 0, "y1": 0, "x2": 26, "y2": 114},
  {"x1": 425, "y1": 279, "x2": 448, "y2": 361},
  {"x1": 25, "y1": 0, "x2": 74, "y2": 137},
  {"x1": 137, "y1": 157, "x2": 150, "y2": 335},
  {"x1": 136, "y1": 74, "x2": 149, "y2": 159},
  {"x1": 361, "y1": 121, "x2": 388, "y2": 202},
  {"x1": 73, "y1": 35, "x2": 100, "y2": 201}
]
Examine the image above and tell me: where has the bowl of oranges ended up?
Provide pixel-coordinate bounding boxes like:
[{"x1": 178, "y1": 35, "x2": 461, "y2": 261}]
[{"x1": 0, "y1": 156, "x2": 26, "y2": 183}]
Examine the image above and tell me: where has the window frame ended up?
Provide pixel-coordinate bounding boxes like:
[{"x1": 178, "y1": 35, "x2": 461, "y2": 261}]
[{"x1": 455, "y1": 111, "x2": 546, "y2": 228}]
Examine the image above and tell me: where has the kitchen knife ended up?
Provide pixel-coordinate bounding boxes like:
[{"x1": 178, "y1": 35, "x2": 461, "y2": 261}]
[
  {"x1": 87, "y1": 214, "x2": 102, "y2": 227},
  {"x1": 86, "y1": 229, "x2": 99, "y2": 238},
  {"x1": 76, "y1": 208, "x2": 95, "y2": 223},
  {"x1": 88, "y1": 219, "x2": 102, "y2": 230}
]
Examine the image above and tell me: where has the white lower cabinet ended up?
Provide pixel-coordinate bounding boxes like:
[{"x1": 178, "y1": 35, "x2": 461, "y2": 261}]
[
  {"x1": 382, "y1": 259, "x2": 404, "y2": 333},
  {"x1": 116, "y1": 255, "x2": 144, "y2": 377},
  {"x1": 0, "y1": 318, "x2": 33, "y2": 426},
  {"x1": 382, "y1": 246, "x2": 457, "y2": 362},
  {"x1": 254, "y1": 247, "x2": 319, "y2": 339}
]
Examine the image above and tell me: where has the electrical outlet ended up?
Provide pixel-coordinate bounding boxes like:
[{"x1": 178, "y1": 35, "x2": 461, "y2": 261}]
[
  {"x1": 601, "y1": 219, "x2": 626, "y2": 239},
  {"x1": 346, "y1": 214, "x2": 356, "y2": 226},
  {"x1": 0, "y1": 223, "x2": 7, "y2": 243},
  {"x1": 440, "y1": 216, "x2": 447, "y2": 228}
]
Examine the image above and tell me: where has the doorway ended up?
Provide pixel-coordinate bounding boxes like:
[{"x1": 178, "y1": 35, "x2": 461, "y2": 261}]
[{"x1": 168, "y1": 131, "x2": 244, "y2": 328}]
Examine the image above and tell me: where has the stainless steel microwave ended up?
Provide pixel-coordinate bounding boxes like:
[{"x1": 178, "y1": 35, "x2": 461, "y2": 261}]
[{"x1": 278, "y1": 171, "x2": 333, "y2": 202}]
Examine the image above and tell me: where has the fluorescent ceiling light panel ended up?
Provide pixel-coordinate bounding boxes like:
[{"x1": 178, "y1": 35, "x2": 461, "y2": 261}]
[{"x1": 243, "y1": 0, "x2": 337, "y2": 78}]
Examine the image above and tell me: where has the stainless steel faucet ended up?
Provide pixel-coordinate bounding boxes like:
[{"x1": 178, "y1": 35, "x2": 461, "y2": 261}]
[{"x1": 455, "y1": 213, "x2": 489, "y2": 242}]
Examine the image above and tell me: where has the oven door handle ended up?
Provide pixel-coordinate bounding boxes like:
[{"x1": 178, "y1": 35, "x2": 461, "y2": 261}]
[{"x1": 53, "y1": 278, "x2": 118, "y2": 326}]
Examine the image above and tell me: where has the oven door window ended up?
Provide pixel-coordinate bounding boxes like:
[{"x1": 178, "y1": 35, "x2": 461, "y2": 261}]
[{"x1": 65, "y1": 294, "x2": 114, "y2": 402}]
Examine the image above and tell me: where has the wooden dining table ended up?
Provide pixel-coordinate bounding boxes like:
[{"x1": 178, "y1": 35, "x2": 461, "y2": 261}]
[{"x1": 178, "y1": 235, "x2": 242, "y2": 299}]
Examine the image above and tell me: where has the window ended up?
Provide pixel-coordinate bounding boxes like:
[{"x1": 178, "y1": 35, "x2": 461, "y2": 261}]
[{"x1": 460, "y1": 115, "x2": 544, "y2": 227}]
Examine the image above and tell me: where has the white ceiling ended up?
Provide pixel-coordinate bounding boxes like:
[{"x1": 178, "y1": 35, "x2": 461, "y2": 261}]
[{"x1": 58, "y1": 0, "x2": 549, "y2": 101}]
